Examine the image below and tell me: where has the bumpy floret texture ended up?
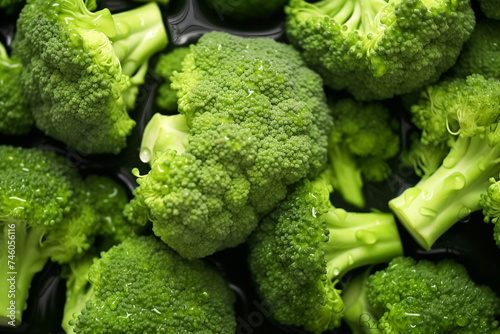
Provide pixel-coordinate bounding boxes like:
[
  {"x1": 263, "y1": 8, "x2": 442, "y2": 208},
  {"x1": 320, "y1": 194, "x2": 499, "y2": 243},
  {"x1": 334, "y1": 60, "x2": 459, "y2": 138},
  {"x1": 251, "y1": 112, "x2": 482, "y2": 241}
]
[
  {"x1": 72, "y1": 236, "x2": 236, "y2": 334},
  {"x1": 248, "y1": 179, "x2": 343, "y2": 334},
  {"x1": 453, "y1": 19, "x2": 500, "y2": 80},
  {"x1": 0, "y1": 44, "x2": 32, "y2": 135},
  {"x1": 12, "y1": 0, "x2": 136, "y2": 153},
  {"x1": 126, "y1": 32, "x2": 332, "y2": 258},
  {"x1": 367, "y1": 257, "x2": 500, "y2": 333},
  {"x1": 206, "y1": 0, "x2": 287, "y2": 19},
  {"x1": 155, "y1": 47, "x2": 190, "y2": 111},
  {"x1": 285, "y1": 0, "x2": 475, "y2": 100},
  {"x1": 478, "y1": 0, "x2": 500, "y2": 20},
  {"x1": 480, "y1": 178, "x2": 500, "y2": 248}
]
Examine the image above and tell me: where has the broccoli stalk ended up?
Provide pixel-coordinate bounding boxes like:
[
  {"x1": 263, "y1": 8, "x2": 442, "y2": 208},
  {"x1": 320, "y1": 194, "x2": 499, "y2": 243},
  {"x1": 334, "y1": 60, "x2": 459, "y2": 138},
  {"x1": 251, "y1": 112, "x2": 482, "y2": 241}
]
[
  {"x1": 139, "y1": 113, "x2": 190, "y2": 165},
  {"x1": 389, "y1": 75, "x2": 500, "y2": 250}
]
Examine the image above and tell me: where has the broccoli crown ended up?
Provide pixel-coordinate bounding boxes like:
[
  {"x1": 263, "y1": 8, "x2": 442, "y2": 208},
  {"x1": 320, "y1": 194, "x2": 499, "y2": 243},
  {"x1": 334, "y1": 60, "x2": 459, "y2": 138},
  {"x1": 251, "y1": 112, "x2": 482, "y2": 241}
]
[
  {"x1": 248, "y1": 175, "x2": 403, "y2": 334},
  {"x1": 285, "y1": 0, "x2": 475, "y2": 100},
  {"x1": 366, "y1": 257, "x2": 500, "y2": 333},
  {"x1": 390, "y1": 75, "x2": 500, "y2": 249},
  {"x1": 72, "y1": 236, "x2": 236, "y2": 334},
  {"x1": 326, "y1": 98, "x2": 399, "y2": 207},
  {"x1": 155, "y1": 47, "x2": 190, "y2": 111},
  {"x1": 206, "y1": 0, "x2": 287, "y2": 19},
  {"x1": 479, "y1": 177, "x2": 500, "y2": 248},
  {"x1": 12, "y1": 0, "x2": 167, "y2": 154},
  {"x1": 0, "y1": 42, "x2": 32, "y2": 135},
  {"x1": 126, "y1": 31, "x2": 332, "y2": 259},
  {"x1": 478, "y1": 0, "x2": 500, "y2": 20},
  {"x1": 453, "y1": 19, "x2": 500, "y2": 80}
]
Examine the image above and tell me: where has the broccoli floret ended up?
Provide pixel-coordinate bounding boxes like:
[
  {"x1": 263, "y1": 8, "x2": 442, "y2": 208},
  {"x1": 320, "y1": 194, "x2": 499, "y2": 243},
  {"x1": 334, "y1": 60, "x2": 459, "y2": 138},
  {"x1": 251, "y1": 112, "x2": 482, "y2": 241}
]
[
  {"x1": 453, "y1": 19, "x2": 500, "y2": 80},
  {"x1": 0, "y1": 146, "x2": 96, "y2": 325},
  {"x1": 285, "y1": 0, "x2": 475, "y2": 100},
  {"x1": 125, "y1": 31, "x2": 332, "y2": 259},
  {"x1": 479, "y1": 177, "x2": 500, "y2": 248},
  {"x1": 389, "y1": 75, "x2": 500, "y2": 250},
  {"x1": 0, "y1": 42, "x2": 32, "y2": 135},
  {"x1": 206, "y1": 0, "x2": 287, "y2": 19},
  {"x1": 478, "y1": 0, "x2": 500, "y2": 20},
  {"x1": 248, "y1": 174, "x2": 403, "y2": 334},
  {"x1": 155, "y1": 47, "x2": 190, "y2": 111},
  {"x1": 326, "y1": 98, "x2": 399, "y2": 208},
  {"x1": 12, "y1": 0, "x2": 168, "y2": 154},
  {"x1": 344, "y1": 257, "x2": 500, "y2": 333},
  {"x1": 69, "y1": 236, "x2": 236, "y2": 333},
  {"x1": 401, "y1": 133, "x2": 450, "y2": 179}
]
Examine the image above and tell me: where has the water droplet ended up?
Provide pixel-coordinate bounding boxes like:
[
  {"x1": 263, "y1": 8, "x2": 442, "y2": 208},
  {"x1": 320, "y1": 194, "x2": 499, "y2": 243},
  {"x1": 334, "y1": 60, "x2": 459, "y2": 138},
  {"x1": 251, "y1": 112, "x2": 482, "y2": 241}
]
[
  {"x1": 419, "y1": 207, "x2": 437, "y2": 218},
  {"x1": 401, "y1": 188, "x2": 422, "y2": 208},
  {"x1": 140, "y1": 147, "x2": 151, "y2": 164},
  {"x1": 347, "y1": 253, "x2": 354, "y2": 265},
  {"x1": 355, "y1": 229, "x2": 377, "y2": 245},
  {"x1": 332, "y1": 267, "x2": 340, "y2": 276},
  {"x1": 443, "y1": 172, "x2": 466, "y2": 190}
]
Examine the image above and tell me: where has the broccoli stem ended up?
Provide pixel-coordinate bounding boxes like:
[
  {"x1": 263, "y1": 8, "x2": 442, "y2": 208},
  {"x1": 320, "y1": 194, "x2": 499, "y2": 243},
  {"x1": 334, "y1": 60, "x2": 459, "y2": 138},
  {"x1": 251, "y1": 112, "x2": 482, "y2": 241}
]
[
  {"x1": 140, "y1": 113, "x2": 191, "y2": 165},
  {"x1": 327, "y1": 143, "x2": 365, "y2": 208},
  {"x1": 111, "y1": 3, "x2": 168, "y2": 77},
  {"x1": 323, "y1": 208, "x2": 403, "y2": 281},
  {"x1": 389, "y1": 136, "x2": 500, "y2": 250},
  {"x1": 0, "y1": 221, "x2": 50, "y2": 325}
]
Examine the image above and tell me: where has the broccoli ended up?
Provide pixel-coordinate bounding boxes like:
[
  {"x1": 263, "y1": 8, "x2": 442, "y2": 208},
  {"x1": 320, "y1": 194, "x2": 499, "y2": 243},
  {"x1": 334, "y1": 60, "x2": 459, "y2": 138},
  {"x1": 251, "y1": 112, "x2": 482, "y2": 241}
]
[
  {"x1": 125, "y1": 31, "x2": 332, "y2": 259},
  {"x1": 389, "y1": 75, "x2": 500, "y2": 250},
  {"x1": 452, "y1": 19, "x2": 500, "y2": 80},
  {"x1": 479, "y1": 177, "x2": 500, "y2": 248},
  {"x1": 155, "y1": 47, "x2": 190, "y2": 111},
  {"x1": 285, "y1": 0, "x2": 475, "y2": 100},
  {"x1": 478, "y1": 0, "x2": 500, "y2": 20},
  {"x1": 401, "y1": 133, "x2": 450, "y2": 180},
  {"x1": 12, "y1": 0, "x2": 168, "y2": 154},
  {"x1": 248, "y1": 174, "x2": 403, "y2": 334},
  {"x1": 0, "y1": 42, "x2": 32, "y2": 135},
  {"x1": 206, "y1": 0, "x2": 287, "y2": 20},
  {"x1": 343, "y1": 257, "x2": 500, "y2": 333},
  {"x1": 68, "y1": 236, "x2": 236, "y2": 333},
  {"x1": 0, "y1": 146, "x2": 135, "y2": 326},
  {"x1": 326, "y1": 98, "x2": 399, "y2": 208}
]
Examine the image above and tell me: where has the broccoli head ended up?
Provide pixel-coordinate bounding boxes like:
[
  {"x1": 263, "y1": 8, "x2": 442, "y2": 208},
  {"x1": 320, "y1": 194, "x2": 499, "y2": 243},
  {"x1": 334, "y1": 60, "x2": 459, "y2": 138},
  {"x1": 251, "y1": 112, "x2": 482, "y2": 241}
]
[
  {"x1": 479, "y1": 177, "x2": 500, "y2": 248},
  {"x1": 344, "y1": 257, "x2": 500, "y2": 333},
  {"x1": 285, "y1": 0, "x2": 475, "y2": 100},
  {"x1": 248, "y1": 175, "x2": 403, "y2": 334},
  {"x1": 69, "y1": 236, "x2": 236, "y2": 333},
  {"x1": 0, "y1": 42, "x2": 32, "y2": 135},
  {"x1": 326, "y1": 98, "x2": 399, "y2": 208},
  {"x1": 206, "y1": 0, "x2": 287, "y2": 20},
  {"x1": 478, "y1": 0, "x2": 500, "y2": 20},
  {"x1": 453, "y1": 19, "x2": 500, "y2": 80},
  {"x1": 12, "y1": 0, "x2": 167, "y2": 154},
  {"x1": 125, "y1": 31, "x2": 332, "y2": 259},
  {"x1": 155, "y1": 47, "x2": 190, "y2": 111},
  {"x1": 389, "y1": 75, "x2": 500, "y2": 250}
]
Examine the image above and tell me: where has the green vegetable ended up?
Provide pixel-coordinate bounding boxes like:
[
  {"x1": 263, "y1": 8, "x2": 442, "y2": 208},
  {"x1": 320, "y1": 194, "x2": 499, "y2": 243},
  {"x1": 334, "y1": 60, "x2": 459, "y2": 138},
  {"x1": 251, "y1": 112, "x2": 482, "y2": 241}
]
[
  {"x1": 453, "y1": 19, "x2": 500, "y2": 80},
  {"x1": 478, "y1": 0, "x2": 500, "y2": 20},
  {"x1": 0, "y1": 42, "x2": 32, "y2": 135},
  {"x1": 479, "y1": 177, "x2": 500, "y2": 248},
  {"x1": 12, "y1": 0, "x2": 168, "y2": 154},
  {"x1": 69, "y1": 236, "x2": 236, "y2": 333},
  {"x1": 155, "y1": 47, "x2": 190, "y2": 111},
  {"x1": 389, "y1": 75, "x2": 500, "y2": 250},
  {"x1": 248, "y1": 174, "x2": 403, "y2": 334},
  {"x1": 326, "y1": 98, "x2": 399, "y2": 208},
  {"x1": 125, "y1": 31, "x2": 332, "y2": 259},
  {"x1": 344, "y1": 257, "x2": 500, "y2": 333},
  {"x1": 206, "y1": 0, "x2": 287, "y2": 19},
  {"x1": 285, "y1": 0, "x2": 475, "y2": 100}
]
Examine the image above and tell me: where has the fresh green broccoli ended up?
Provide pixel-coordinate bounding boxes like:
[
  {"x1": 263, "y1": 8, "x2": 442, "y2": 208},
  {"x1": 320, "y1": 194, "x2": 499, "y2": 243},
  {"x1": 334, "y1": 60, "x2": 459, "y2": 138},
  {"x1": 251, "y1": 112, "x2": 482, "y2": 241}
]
[
  {"x1": 326, "y1": 98, "x2": 399, "y2": 208},
  {"x1": 248, "y1": 174, "x2": 403, "y2": 334},
  {"x1": 155, "y1": 47, "x2": 190, "y2": 111},
  {"x1": 68, "y1": 236, "x2": 236, "y2": 333},
  {"x1": 453, "y1": 19, "x2": 500, "y2": 80},
  {"x1": 12, "y1": 0, "x2": 168, "y2": 154},
  {"x1": 343, "y1": 257, "x2": 500, "y2": 333},
  {"x1": 401, "y1": 133, "x2": 450, "y2": 179},
  {"x1": 285, "y1": 0, "x2": 475, "y2": 100},
  {"x1": 0, "y1": 42, "x2": 32, "y2": 135},
  {"x1": 478, "y1": 0, "x2": 500, "y2": 20},
  {"x1": 206, "y1": 0, "x2": 287, "y2": 19},
  {"x1": 479, "y1": 177, "x2": 500, "y2": 248},
  {"x1": 125, "y1": 31, "x2": 332, "y2": 259},
  {"x1": 389, "y1": 75, "x2": 500, "y2": 250}
]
